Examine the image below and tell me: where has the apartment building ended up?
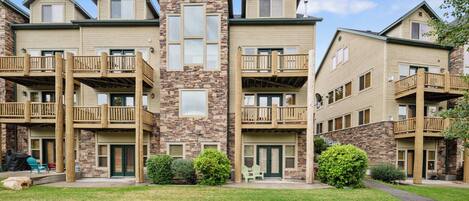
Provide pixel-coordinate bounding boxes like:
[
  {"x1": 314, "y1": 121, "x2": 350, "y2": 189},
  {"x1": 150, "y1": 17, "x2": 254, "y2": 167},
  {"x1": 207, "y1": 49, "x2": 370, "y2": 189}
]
[
  {"x1": 315, "y1": 1, "x2": 469, "y2": 184},
  {"x1": 0, "y1": 0, "x2": 320, "y2": 183}
]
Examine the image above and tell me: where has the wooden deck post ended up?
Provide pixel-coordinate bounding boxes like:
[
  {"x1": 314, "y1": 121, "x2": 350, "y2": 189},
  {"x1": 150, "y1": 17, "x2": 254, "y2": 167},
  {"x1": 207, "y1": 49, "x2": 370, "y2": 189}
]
[
  {"x1": 135, "y1": 52, "x2": 144, "y2": 183},
  {"x1": 444, "y1": 70, "x2": 450, "y2": 93},
  {"x1": 100, "y1": 52, "x2": 108, "y2": 77},
  {"x1": 23, "y1": 54, "x2": 30, "y2": 76},
  {"x1": 55, "y1": 53, "x2": 65, "y2": 173},
  {"x1": 24, "y1": 101, "x2": 31, "y2": 123},
  {"x1": 306, "y1": 49, "x2": 315, "y2": 184},
  {"x1": 413, "y1": 68, "x2": 425, "y2": 184},
  {"x1": 464, "y1": 139, "x2": 469, "y2": 183},
  {"x1": 272, "y1": 104, "x2": 278, "y2": 128},
  {"x1": 271, "y1": 51, "x2": 279, "y2": 76},
  {"x1": 234, "y1": 48, "x2": 243, "y2": 183},
  {"x1": 100, "y1": 104, "x2": 108, "y2": 128},
  {"x1": 65, "y1": 52, "x2": 76, "y2": 182}
]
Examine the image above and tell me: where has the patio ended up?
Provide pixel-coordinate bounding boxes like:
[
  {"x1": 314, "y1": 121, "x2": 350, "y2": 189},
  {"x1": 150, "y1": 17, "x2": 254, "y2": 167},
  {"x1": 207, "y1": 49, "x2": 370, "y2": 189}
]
[{"x1": 0, "y1": 171, "x2": 66, "y2": 185}]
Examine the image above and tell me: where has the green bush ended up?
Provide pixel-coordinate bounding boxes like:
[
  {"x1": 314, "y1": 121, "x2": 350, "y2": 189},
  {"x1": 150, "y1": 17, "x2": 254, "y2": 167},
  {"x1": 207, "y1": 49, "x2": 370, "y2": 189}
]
[
  {"x1": 147, "y1": 155, "x2": 174, "y2": 184},
  {"x1": 370, "y1": 164, "x2": 406, "y2": 183},
  {"x1": 194, "y1": 149, "x2": 231, "y2": 185},
  {"x1": 318, "y1": 144, "x2": 368, "y2": 188},
  {"x1": 171, "y1": 159, "x2": 196, "y2": 184},
  {"x1": 314, "y1": 137, "x2": 329, "y2": 155}
]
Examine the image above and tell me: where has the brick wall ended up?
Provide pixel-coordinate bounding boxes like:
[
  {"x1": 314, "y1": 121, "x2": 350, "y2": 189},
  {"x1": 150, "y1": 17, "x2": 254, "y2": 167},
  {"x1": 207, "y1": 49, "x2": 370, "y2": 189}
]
[{"x1": 158, "y1": 0, "x2": 229, "y2": 159}]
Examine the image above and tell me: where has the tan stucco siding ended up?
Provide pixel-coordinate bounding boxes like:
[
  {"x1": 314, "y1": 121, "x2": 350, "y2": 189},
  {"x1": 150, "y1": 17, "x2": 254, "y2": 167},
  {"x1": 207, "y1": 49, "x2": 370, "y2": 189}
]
[
  {"x1": 384, "y1": 43, "x2": 449, "y2": 120},
  {"x1": 385, "y1": 8, "x2": 436, "y2": 42},
  {"x1": 245, "y1": 0, "x2": 297, "y2": 19},
  {"x1": 228, "y1": 25, "x2": 316, "y2": 112},
  {"x1": 315, "y1": 31, "x2": 386, "y2": 128},
  {"x1": 30, "y1": 0, "x2": 78, "y2": 23}
]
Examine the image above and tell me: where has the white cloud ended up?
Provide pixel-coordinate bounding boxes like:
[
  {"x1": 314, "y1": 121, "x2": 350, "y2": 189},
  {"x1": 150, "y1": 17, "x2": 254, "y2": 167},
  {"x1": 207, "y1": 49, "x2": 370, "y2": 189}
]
[{"x1": 298, "y1": 0, "x2": 377, "y2": 15}]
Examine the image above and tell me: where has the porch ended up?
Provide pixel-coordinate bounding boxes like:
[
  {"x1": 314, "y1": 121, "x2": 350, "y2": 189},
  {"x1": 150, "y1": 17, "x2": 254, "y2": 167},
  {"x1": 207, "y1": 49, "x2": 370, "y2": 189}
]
[
  {"x1": 0, "y1": 102, "x2": 56, "y2": 124},
  {"x1": 393, "y1": 117, "x2": 449, "y2": 138},
  {"x1": 241, "y1": 105, "x2": 307, "y2": 129}
]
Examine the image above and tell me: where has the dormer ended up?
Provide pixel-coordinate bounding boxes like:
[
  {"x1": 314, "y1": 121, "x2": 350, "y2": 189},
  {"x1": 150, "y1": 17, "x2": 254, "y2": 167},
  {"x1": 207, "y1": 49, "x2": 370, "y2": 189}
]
[
  {"x1": 24, "y1": 0, "x2": 93, "y2": 23},
  {"x1": 95, "y1": 0, "x2": 159, "y2": 20},
  {"x1": 242, "y1": 0, "x2": 300, "y2": 19},
  {"x1": 379, "y1": 1, "x2": 440, "y2": 42}
]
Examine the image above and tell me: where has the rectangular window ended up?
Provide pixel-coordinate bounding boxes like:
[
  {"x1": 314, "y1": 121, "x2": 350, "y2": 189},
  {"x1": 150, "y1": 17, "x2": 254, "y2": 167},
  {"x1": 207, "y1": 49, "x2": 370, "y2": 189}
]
[
  {"x1": 203, "y1": 143, "x2": 219, "y2": 151},
  {"x1": 285, "y1": 145, "x2": 295, "y2": 169},
  {"x1": 97, "y1": 145, "x2": 108, "y2": 167},
  {"x1": 184, "y1": 5, "x2": 204, "y2": 37},
  {"x1": 260, "y1": 0, "x2": 283, "y2": 17},
  {"x1": 411, "y1": 22, "x2": 430, "y2": 41},
  {"x1": 168, "y1": 144, "x2": 184, "y2": 159},
  {"x1": 316, "y1": 123, "x2": 323, "y2": 134},
  {"x1": 243, "y1": 94, "x2": 255, "y2": 106},
  {"x1": 328, "y1": 120, "x2": 334, "y2": 132},
  {"x1": 337, "y1": 48, "x2": 344, "y2": 64},
  {"x1": 335, "y1": 86, "x2": 344, "y2": 101},
  {"x1": 345, "y1": 82, "x2": 352, "y2": 97},
  {"x1": 397, "y1": 150, "x2": 405, "y2": 170},
  {"x1": 359, "y1": 72, "x2": 371, "y2": 91},
  {"x1": 111, "y1": 0, "x2": 134, "y2": 19},
  {"x1": 143, "y1": 145, "x2": 148, "y2": 167},
  {"x1": 30, "y1": 139, "x2": 40, "y2": 160},
  {"x1": 344, "y1": 114, "x2": 351, "y2": 128},
  {"x1": 399, "y1": 105, "x2": 407, "y2": 120},
  {"x1": 343, "y1": 47, "x2": 349, "y2": 62},
  {"x1": 427, "y1": 150, "x2": 436, "y2": 171},
  {"x1": 168, "y1": 16, "x2": 181, "y2": 42},
  {"x1": 332, "y1": 56, "x2": 337, "y2": 70},
  {"x1": 259, "y1": 0, "x2": 271, "y2": 17},
  {"x1": 168, "y1": 45, "x2": 182, "y2": 70},
  {"x1": 97, "y1": 93, "x2": 108, "y2": 105},
  {"x1": 180, "y1": 90, "x2": 208, "y2": 117},
  {"x1": 206, "y1": 44, "x2": 219, "y2": 70},
  {"x1": 184, "y1": 39, "x2": 203, "y2": 65},
  {"x1": 358, "y1": 109, "x2": 370, "y2": 125},
  {"x1": 334, "y1": 117, "x2": 343, "y2": 130},
  {"x1": 411, "y1": 22, "x2": 420, "y2": 40},
  {"x1": 244, "y1": 145, "x2": 254, "y2": 168},
  {"x1": 42, "y1": 5, "x2": 64, "y2": 23},
  {"x1": 328, "y1": 91, "x2": 334, "y2": 104},
  {"x1": 206, "y1": 16, "x2": 219, "y2": 42}
]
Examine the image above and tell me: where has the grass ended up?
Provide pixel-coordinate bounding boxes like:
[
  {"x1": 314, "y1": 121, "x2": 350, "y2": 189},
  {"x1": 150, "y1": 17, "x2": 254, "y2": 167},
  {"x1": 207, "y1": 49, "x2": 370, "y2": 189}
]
[
  {"x1": 0, "y1": 185, "x2": 398, "y2": 201},
  {"x1": 392, "y1": 184, "x2": 469, "y2": 201}
]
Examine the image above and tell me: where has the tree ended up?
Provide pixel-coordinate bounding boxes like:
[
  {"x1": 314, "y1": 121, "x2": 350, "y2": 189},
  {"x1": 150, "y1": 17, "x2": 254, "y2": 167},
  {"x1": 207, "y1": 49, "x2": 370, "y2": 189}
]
[{"x1": 428, "y1": 0, "x2": 469, "y2": 49}]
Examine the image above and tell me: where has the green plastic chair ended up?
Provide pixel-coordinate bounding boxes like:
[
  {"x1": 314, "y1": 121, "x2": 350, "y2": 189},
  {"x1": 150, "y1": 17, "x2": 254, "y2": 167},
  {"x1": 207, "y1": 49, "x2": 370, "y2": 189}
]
[
  {"x1": 26, "y1": 157, "x2": 49, "y2": 174},
  {"x1": 242, "y1": 166, "x2": 255, "y2": 183},
  {"x1": 252, "y1": 164, "x2": 264, "y2": 180}
]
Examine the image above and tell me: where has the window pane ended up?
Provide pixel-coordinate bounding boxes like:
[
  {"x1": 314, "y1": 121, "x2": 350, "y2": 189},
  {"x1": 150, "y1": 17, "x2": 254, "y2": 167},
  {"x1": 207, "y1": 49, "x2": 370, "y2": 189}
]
[
  {"x1": 359, "y1": 75, "x2": 365, "y2": 90},
  {"x1": 272, "y1": 0, "x2": 283, "y2": 17},
  {"x1": 184, "y1": 6, "x2": 204, "y2": 37},
  {"x1": 32, "y1": 150, "x2": 40, "y2": 159},
  {"x1": 97, "y1": 94, "x2": 108, "y2": 105},
  {"x1": 285, "y1": 158, "x2": 295, "y2": 168},
  {"x1": 99, "y1": 157, "x2": 107, "y2": 167},
  {"x1": 365, "y1": 72, "x2": 371, "y2": 88},
  {"x1": 328, "y1": 120, "x2": 333, "y2": 132},
  {"x1": 428, "y1": 151, "x2": 435, "y2": 160},
  {"x1": 399, "y1": 64, "x2": 410, "y2": 78},
  {"x1": 244, "y1": 157, "x2": 254, "y2": 167},
  {"x1": 244, "y1": 95, "x2": 255, "y2": 106},
  {"x1": 358, "y1": 111, "x2": 364, "y2": 125},
  {"x1": 98, "y1": 145, "x2": 107, "y2": 155},
  {"x1": 244, "y1": 145, "x2": 254, "y2": 156},
  {"x1": 364, "y1": 109, "x2": 370, "y2": 124},
  {"x1": 344, "y1": 114, "x2": 351, "y2": 128},
  {"x1": 335, "y1": 117, "x2": 343, "y2": 130},
  {"x1": 428, "y1": 161, "x2": 435, "y2": 170},
  {"x1": 399, "y1": 105, "x2": 407, "y2": 120},
  {"x1": 206, "y1": 44, "x2": 219, "y2": 70},
  {"x1": 411, "y1": 22, "x2": 420, "y2": 39},
  {"x1": 398, "y1": 150, "x2": 405, "y2": 160},
  {"x1": 180, "y1": 90, "x2": 207, "y2": 116},
  {"x1": 328, "y1": 91, "x2": 334, "y2": 104},
  {"x1": 42, "y1": 5, "x2": 52, "y2": 22},
  {"x1": 337, "y1": 49, "x2": 344, "y2": 64},
  {"x1": 332, "y1": 56, "x2": 337, "y2": 70},
  {"x1": 285, "y1": 145, "x2": 295, "y2": 157},
  {"x1": 345, "y1": 82, "x2": 352, "y2": 97},
  {"x1": 184, "y1": 39, "x2": 203, "y2": 64},
  {"x1": 168, "y1": 16, "x2": 180, "y2": 41},
  {"x1": 344, "y1": 47, "x2": 349, "y2": 62},
  {"x1": 398, "y1": 161, "x2": 405, "y2": 170},
  {"x1": 143, "y1": 145, "x2": 148, "y2": 156},
  {"x1": 335, "y1": 86, "x2": 343, "y2": 101},
  {"x1": 111, "y1": 0, "x2": 122, "y2": 18},
  {"x1": 207, "y1": 16, "x2": 219, "y2": 41},
  {"x1": 203, "y1": 144, "x2": 218, "y2": 150},
  {"x1": 31, "y1": 139, "x2": 40, "y2": 149},
  {"x1": 168, "y1": 45, "x2": 182, "y2": 70},
  {"x1": 169, "y1": 145, "x2": 183, "y2": 156},
  {"x1": 52, "y1": 5, "x2": 64, "y2": 22},
  {"x1": 259, "y1": 0, "x2": 271, "y2": 17}
]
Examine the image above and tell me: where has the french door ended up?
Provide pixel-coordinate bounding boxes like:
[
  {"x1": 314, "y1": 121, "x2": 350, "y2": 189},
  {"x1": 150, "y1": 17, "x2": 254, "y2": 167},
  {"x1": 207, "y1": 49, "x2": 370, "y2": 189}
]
[
  {"x1": 110, "y1": 94, "x2": 135, "y2": 106},
  {"x1": 257, "y1": 145, "x2": 282, "y2": 177},
  {"x1": 110, "y1": 145, "x2": 135, "y2": 177}
]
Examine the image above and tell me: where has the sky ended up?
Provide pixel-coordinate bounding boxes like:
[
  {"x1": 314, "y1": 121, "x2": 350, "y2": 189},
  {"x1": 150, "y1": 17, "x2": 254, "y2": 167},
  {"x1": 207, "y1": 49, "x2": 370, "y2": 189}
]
[{"x1": 10, "y1": 0, "x2": 449, "y2": 68}]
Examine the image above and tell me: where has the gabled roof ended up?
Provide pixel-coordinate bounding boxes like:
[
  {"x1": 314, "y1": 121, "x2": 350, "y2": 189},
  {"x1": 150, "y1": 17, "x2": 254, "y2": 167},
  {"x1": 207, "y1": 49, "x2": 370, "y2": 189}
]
[
  {"x1": 23, "y1": 0, "x2": 93, "y2": 19},
  {"x1": 379, "y1": 1, "x2": 441, "y2": 36},
  {"x1": 1, "y1": 0, "x2": 29, "y2": 18}
]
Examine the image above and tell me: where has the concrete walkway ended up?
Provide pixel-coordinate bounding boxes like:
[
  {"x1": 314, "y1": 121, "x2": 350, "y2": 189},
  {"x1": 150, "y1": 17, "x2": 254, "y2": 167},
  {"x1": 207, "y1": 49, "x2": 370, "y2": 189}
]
[{"x1": 365, "y1": 180, "x2": 433, "y2": 201}]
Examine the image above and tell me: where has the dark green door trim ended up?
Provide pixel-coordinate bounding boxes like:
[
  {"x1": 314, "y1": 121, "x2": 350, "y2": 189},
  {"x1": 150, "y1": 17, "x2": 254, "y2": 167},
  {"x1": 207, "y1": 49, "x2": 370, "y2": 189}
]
[
  {"x1": 110, "y1": 145, "x2": 135, "y2": 177},
  {"x1": 256, "y1": 145, "x2": 283, "y2": 177}
]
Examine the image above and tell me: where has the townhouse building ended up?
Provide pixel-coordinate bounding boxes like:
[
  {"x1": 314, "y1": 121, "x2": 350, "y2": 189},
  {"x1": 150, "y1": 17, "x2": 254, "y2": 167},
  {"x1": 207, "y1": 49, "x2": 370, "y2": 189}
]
[
  {"x1": 0, "y1": 0, "x2": 320, "y2": 183},
  {"x1": 315, "y1": 1, "x2": 469, "y2": 184}
]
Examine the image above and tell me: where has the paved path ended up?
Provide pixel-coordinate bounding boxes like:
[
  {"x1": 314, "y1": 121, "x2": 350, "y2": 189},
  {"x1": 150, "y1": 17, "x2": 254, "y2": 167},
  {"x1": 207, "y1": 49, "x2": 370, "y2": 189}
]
[{"x1": 365, "y1": 180, "x2": 433, "y2": 201}]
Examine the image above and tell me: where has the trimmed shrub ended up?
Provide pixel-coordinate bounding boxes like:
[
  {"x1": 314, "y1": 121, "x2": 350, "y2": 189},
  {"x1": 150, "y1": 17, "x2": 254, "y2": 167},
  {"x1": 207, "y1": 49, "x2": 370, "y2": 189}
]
[
  {"x1": 194, "y1": 149, "x2": 231, "y2": 185},
  {"x1": 370, "y1": 164, "x2": 406, "y2": 183},
  {"x1": 147, "y1": 155, "x2": 174, "y2": 184},
  {"x1": 171, "y1": 159, "x2": 196, "y2": 184},
  {"x1": 318, "y1": 144, "x2": 368, "y2": 188}
]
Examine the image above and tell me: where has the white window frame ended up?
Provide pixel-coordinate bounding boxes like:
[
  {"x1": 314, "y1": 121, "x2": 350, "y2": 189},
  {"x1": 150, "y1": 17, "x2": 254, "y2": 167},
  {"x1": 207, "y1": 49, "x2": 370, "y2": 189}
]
[
  {"x1": 205, "y1": 14, "x2": 221, "y2": 71},
  {"x1": 179, "y1": 89, "x2": 209, "y2": 118},
  {"x1": 201, "y1": 142, "x2": 220, "y2": 151},
  {"x1": 167, "y1": 143, "x2": 185, "y2": 159},
  {"x1": 183, "y1": 4, "x2": 206, "y2": 66},
  {"x1": 243, "y1": 144, "x2": 256, "y2": 168},
  {"x1": 284, "y1": 144, "x2": 296, "y2": 169},
  {"x1": 110, "y1": 0, "x2": 136, "y2": 20},
  {"x1": 258, "y1": 0, "x2": 284, "y2": 18},
  {"x1": 411, "y1": 21, "x2": 430, "y2": 41},
  {"x1": 96, "y1": 144, "x2": 109, "y2": 168},
  {"x1": 41, "y1": 4, "x2": 65, "y2": 23}
]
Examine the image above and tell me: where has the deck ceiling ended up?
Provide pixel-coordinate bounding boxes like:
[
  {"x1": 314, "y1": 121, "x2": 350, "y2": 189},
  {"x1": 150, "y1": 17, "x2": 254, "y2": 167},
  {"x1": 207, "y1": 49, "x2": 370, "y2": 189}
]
[
  {"x1": 242, "y1": 128, "x2": 305, "y2": 133},
  {"x1": 3, "y1": 76, "x2": 56, "y2": 87},
  {"x1": 242, "y1": 77, "x2": 307, "y2": 88},
  {"x1": 75, "y1": 77, "x2": 153, "y2": 89},
  {"x1": 397, "y1": 91, "x2": 464, "y2": 102}
]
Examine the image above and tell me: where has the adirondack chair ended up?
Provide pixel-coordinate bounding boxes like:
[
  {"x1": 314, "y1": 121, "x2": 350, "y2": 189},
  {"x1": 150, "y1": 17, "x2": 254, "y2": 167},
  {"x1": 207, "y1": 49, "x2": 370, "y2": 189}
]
[
  {"x1": 252, "y1": 164, "x2": 264, "y2": 180},
  {"x1": 26, "y1": 157, "x2": 49, "y2": 174},
  {"x1": 242, "y1": 166, "x2": 255, "y2": 183}
]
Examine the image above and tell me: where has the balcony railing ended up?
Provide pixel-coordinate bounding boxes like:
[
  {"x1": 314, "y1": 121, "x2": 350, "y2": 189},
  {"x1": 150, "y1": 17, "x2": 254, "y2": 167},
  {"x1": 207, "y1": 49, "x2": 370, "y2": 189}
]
[
  {"x1": 0, "y1": 56, "x2": 57, "y2": 74},
  {"x1": 0, "y1": 102, "x2": 56, "y2": 122},
  {"x1": 240, "y1": 53, "x2": 308, "y2": 74},
  {"x1": 241, "y1": 106, "x2": 307, "y2": 128},
  {"x1": 394, "y1": 72, "x2": 469, "y2": 97},
  {"x1": 393, "y1": 117, "x2": 448, "y2": 136},
  {"x1": 73, "y1": 105, "x2": 153, "y2": 129}
]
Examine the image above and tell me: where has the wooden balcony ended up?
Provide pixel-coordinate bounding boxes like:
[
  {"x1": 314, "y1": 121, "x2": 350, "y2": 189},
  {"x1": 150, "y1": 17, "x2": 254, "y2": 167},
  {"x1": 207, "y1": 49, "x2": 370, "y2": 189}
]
[
  {"x1": 0, "y1": 55, "x2": 59, "y2": 86},
  {"x1": 393, "y1": 117, "x2": 449, "y2": 138},
  {"x1": 394, "y1": 72, "x2": 469, "y2": 100},
  {"x1": 239, "y1": 53, "x2": 309, "y2": 88},
  {"x1": 72, "y1": 53, "x2": 154, "y2": 88},
  {"x1": 0, "y1": 102, "x2": 56, "y2": 124},
  {"x1": 241, "y1": 105, "x2": 307, "y2": 129},
  {"x1": 73, "y1": 105, "x2": 153, "y2": 131}
]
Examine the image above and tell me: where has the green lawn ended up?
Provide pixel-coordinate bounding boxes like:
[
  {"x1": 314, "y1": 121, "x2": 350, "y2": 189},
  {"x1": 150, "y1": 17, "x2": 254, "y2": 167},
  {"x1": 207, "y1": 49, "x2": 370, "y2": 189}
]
[
  {"x1": 0, "y1": 185, "x2": 398, "y2": 201},
  {"x1": 392, "y1": 184, "x2": 469, "y2": 201}
]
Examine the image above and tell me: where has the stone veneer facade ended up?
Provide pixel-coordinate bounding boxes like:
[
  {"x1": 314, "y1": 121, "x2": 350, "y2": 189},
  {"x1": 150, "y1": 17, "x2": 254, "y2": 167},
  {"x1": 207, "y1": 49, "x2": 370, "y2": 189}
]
[
  {"x1": 319, "y1": 121, "x2": 397, "y2": 166},
  {"x1": 0, "y1": 2, "x2": 27, "y2": 155},
  {"x1": 158, "y1": 0, "x2": 229, "y2": 158}
]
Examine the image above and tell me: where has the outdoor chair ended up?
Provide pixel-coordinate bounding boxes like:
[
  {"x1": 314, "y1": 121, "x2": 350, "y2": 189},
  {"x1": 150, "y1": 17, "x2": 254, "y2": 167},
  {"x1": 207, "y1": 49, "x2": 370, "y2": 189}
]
[
  {"x1": 252, "y1": 164, "x2": 264, "y2": 180},
  {"x1": 26, "y1": 157, "x2": 49, "y2": 175},
  {"x1": 242, "y1": 165, "x2": 255, "y2": 183}
]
